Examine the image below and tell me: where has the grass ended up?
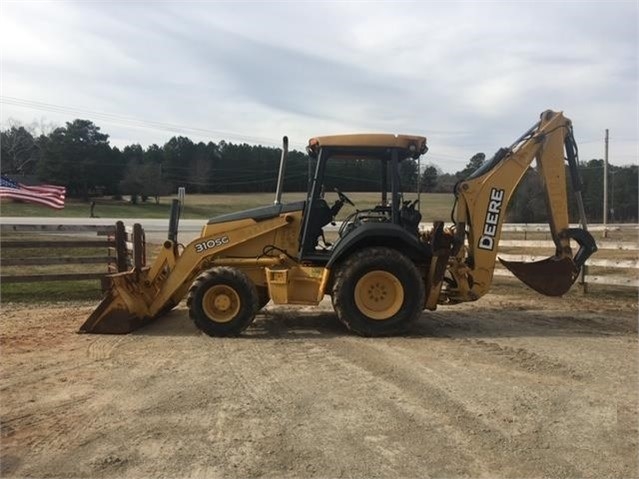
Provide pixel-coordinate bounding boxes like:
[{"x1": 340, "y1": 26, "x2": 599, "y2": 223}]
[
  {"x1": 1, "y1": 197, "x2": 177, "y2": 219},
  {"x1": 0, "y1": 280, "x2": 103, "y2": 303},
  {"x1": 0, "y1": 192, "x2": 456, "y2": 222},
  {"x1": 0, "y1": 233, "x2": 111, "y2": 303}
]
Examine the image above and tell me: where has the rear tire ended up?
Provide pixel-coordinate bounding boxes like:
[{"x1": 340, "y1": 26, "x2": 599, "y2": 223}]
[
  {"x1": 187, "y1": 267, "x2": 258, "y2": 337},
  {"x1": 332, "y1": 247, "x2": 425, "y2": 336}
]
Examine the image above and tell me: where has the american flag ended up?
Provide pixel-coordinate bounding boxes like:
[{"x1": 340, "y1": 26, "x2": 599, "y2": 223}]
[{"x1": 0, "y1": 175, "x2": 66, "y2": 209}]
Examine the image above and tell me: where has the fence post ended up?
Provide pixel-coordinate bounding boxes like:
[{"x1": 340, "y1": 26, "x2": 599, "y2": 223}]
[
  {"x1": 115, "y1": 221, "x2": 128, "y2": 272},
  {"x1": 133, "y1": 223, "x2": 145, "y2": 271},
  {"x1": 579, "y1": 264, "x2": 589, "y2": 294}
]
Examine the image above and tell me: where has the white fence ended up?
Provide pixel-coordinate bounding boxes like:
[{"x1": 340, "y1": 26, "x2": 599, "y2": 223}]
[{"x1": 493, "y1": 224, "x2": 638, "y2": 288}]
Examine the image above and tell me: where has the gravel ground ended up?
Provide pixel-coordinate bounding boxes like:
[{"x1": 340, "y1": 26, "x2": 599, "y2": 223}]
[{"x1": 1, "y1": 287, "x2": 637, "y2": 478}]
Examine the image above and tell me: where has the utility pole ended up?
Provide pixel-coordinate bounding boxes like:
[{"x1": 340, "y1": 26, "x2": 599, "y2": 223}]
[
  {"x1": 307, "y1": 156, "x2": 313, "y2": 193},
  {"x1": 416, "y1": 155, "x2": 421, "y2": 213},
  {"x1": 603, "y1": 129, "x2": 609, "y2": 238}
]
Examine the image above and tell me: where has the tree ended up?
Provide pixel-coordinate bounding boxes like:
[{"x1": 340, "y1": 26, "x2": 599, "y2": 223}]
[
  {"x1": 420, "y1": 165, "x2": 438, "y2": 192},
  {"x1": 119, "y1": 143, "x2": 173, "y2": 203},
  {"x1": 399, "y1": 159, "x2": 418, "y2": 192},
  {"x1": 119, "y1": 162, "x2": 145, "y2": 204},
  {"x1": 573, "y1": 161, "x2": 638, "y2": 223},
  {"x1": 610, "y1": 165, "x2": 638, "y2": 222},
  {"x1": 506, "y1": 168, "x2": 547, "y2": 222},
  {"x1": 432, "y1": 173, "x2": 457, "y2": 193},
  {"x1": 0, "y1": 125, "x2": 39, "y2": 175},
  {"x1": 119, "y1": 160, "x2": 170, "y2": 204},
  {"x1": 188, "y1": 142, "x2": 213, "y2": 194},
  {"x1": 456, "y1": 152, "x2": 486, "y2": 181},
  {"x1": 163, "y1": 136, "x2": 196, "y2": 191},
  {"x1": 37, "y1": 119, "x2": 122, "y2": 199},
  {"x1": 141, "y1": 162, "x2": 171, "y2": 204},
  {"x1": 122, "y1": 144, "x2": 145, "y2": 165},
  {"x1": 120, "y1": 144, "x2": 145, "y2": 202},
  {"x1": 144, "y1": 144, "x2": 164, "y2": 165},
  {"x1": 577, "y1": 159, "x2": 605, "y2": 222}
]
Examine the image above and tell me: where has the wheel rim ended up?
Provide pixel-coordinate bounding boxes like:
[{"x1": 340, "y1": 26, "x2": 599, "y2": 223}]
[
  {"x1": 354, "y1": 270, "x2": 404, "y2": 320},
  {"x1": 202, "y1": 285, "x2": 240, "y2": 323}
]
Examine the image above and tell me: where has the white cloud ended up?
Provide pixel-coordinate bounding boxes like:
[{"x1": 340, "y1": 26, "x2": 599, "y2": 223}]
[{"x1": 1, "y1": 1, "x2": 637, "y2": 172}]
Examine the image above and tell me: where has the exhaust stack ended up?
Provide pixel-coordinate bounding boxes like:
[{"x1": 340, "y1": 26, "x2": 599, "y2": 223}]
[{"x1": 274, "y1": 136, "x2": 289, "y2": 205}]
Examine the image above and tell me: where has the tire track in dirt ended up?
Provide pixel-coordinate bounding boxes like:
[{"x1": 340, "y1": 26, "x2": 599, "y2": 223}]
[
  {"x1": 248, "y1": 317, "x2": 477, "y2": 477},
  {"x1": 2, "y1": 397, "x2": 88, "y2": 438},
  {"x1": 327, "y1": 336, "x2": 584, "y2": 478},
  {"x1": 206, "y1": 317, "x2": 419, "y2": 477},
  {"x1": 175, "y1": 337, "x2": 291, "y2": 477},
  {"x1": 87, "y1": 335, "x2": 134, "y2": 360},
  {"x1": 1, "y1": 353, "x2": 138, "y2": 477},
  {"x1": 419, "y1": 306, "x2": 638, "y2": 383},
  {"x1": 455, "y1": 337, "x2": 585, "y2": 380},
  {"x1": 71, "y1": 333, "x2": 218, "y2": 478},
  {"x1": 1, "y1": 394, "x2": 96, "y2": 478},
  {"x1": 252, "y1": 310, "x2": 513, "y2": 475},
  {"x1": 352, "y1": 316, "x2": 637, "y2": 479},
  {"x1": 263, "y1": 338, "x2": 413, "y2": 477},
  {"x1": 417, "y1": 309, "x2": 588, "y2": 381},
  {"x1": 0, "y1": 355, "x2": 95, "y2": 391}
]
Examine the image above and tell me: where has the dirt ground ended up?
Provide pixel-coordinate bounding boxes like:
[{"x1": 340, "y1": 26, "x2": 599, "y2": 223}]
[{"x1": 1, "y1": 286, "x2": 637, "y2": 479}]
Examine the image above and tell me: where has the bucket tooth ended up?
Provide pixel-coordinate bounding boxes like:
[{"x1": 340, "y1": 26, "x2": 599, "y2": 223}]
[{"x1": 499, "y1": 256, "x2": 578, "y2": 297}]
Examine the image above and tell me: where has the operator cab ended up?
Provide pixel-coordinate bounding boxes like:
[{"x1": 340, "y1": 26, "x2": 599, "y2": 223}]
[{"x1": 299, "y1": 134, "x2": 428, "y2": 262}]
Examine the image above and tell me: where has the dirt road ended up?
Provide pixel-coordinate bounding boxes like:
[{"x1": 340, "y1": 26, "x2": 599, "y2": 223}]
[{"x1": 1, "y1": 287, "x2": 637, "y2": 478}]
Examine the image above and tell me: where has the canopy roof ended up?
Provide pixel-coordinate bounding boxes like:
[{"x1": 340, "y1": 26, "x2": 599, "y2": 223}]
[{"x1": 306, "y1": 133, "x2": 428, "y2": 160}]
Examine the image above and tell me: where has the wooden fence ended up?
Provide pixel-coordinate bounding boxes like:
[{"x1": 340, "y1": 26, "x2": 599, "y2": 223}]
[
  {"x1": 0, "y1": 222, "x2": 145, "y2": 287},
  {"x1": 0, "y1": 222, "x2": 636, "y2": 290}
]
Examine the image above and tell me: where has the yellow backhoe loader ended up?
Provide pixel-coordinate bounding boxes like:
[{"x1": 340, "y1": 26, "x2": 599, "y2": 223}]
[{"x1": 81, "y1": 110, "x2": 597, "y2": 337}]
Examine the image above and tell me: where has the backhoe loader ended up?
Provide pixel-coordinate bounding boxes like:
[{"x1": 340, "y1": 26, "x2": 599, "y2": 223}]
[{"x1": 81, "y1": 110, "x2": 597, "y2": 337}]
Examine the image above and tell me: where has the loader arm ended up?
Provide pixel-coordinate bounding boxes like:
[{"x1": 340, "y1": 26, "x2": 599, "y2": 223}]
[
  {"x1": 444, "y1": 110, "x2": 597, "y2": 302},
  {"x1": 80, "y1": 214, "x2": 295, "y2": 333}
]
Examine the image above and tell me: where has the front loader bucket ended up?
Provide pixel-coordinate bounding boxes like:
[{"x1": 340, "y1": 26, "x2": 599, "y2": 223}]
[
  {"x1": 499, "y1": 256, "x2": 578, "y2": 297},
  {"x1": 80, "y1": 291, "x2": 148, "y2": 334},
  {"x1": 79, "y1": 272, "x2": 152, "y2": 334}
]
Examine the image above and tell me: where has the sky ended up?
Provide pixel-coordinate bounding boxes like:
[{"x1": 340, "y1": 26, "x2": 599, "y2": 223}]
[{"x1": 1, "y1": 1, "x2": 637, "y2": 173}]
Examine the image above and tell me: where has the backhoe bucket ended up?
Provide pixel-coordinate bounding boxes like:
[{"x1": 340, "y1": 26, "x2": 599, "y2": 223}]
[
  {"x1": 499, "y1": 256, "x2": 578, "y2": 297},
  {"x1": 79, "y1": 272, "x2": 151, "y2": 334}
]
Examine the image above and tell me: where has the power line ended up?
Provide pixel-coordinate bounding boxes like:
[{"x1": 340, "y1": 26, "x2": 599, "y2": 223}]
[
  {"x1": 0, "y1": 95, "x2": 303, "y2": 149},
  {"x1": 175, "y1": 173, "x2": 308, "y2": 187}
]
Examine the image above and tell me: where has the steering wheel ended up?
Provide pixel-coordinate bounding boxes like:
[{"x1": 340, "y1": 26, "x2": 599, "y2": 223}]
[{"x1": 334, "y1": 188, "x2": 355, "y2": 206}]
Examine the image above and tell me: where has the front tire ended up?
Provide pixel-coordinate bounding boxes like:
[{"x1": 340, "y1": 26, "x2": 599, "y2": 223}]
[
  {"x1": 332, "y1": 247, "x2": 425, "y2": 336},
  {"x1": 187, "y1": 267, "x2": 258, "y2": 337}
]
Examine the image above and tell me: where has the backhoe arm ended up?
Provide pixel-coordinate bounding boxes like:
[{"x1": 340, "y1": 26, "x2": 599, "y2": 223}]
[{"x1": 445, "y1": 110, "x2": 597, "y2": 302}]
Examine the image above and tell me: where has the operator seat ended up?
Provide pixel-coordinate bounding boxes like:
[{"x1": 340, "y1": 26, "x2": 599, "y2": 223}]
[{"x1": 302, "y1": 199, "x2": 334, "y2": 251}]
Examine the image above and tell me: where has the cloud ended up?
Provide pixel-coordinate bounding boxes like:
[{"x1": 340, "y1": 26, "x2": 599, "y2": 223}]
[{"x1": 1, "y1": 1, "x2": 637, "y2": 171}]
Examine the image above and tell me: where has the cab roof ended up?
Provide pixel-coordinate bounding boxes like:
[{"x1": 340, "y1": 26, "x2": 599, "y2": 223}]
[{"x1": 306, "y1": 133, "x2": 428, "y2": 160}]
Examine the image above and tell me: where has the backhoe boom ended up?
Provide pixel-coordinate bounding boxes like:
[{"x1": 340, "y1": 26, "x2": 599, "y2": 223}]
[{"x1": 444, "y1": 110, "x2": 597, "y2": 302}]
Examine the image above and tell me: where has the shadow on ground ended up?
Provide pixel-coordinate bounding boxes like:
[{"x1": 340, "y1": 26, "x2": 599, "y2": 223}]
[{"x1": 132, "y1": 305, "x2": 637, "y2": 340}]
